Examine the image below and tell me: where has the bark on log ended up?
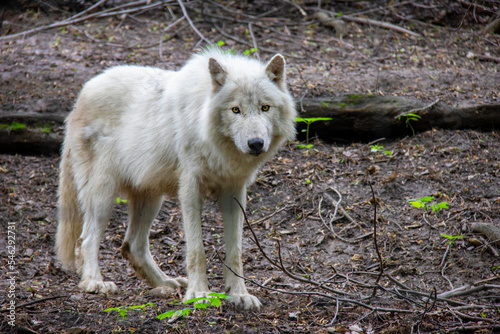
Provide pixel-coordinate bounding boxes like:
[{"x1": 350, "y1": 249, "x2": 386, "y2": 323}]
[{"x1": 0, "y1": 96, "x2": 499, "y2": 155}]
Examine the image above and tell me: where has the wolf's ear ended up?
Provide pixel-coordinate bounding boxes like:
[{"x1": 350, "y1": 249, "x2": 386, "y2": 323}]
[
  {"x1": 209, "y1": 58, "x2": 226, "y2": 91},
  {"x1": 265, "y1": 54, "x2": 286, "y2": 89}
]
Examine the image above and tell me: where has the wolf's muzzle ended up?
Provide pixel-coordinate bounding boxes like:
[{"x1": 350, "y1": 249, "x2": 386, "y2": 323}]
[{"x1": 248, "y1": 138, "x2": 264, "y2": 156}]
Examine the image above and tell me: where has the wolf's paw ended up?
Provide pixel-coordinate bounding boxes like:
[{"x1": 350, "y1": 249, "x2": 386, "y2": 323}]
[
  {"x1": 150, "y1": 277, "x2": 188, "y2": 297},
  {"x1": 156, "y1": 277, "x2": 185, "y2": 289},
  {"x1": 175, "y1": 276, "x2": 188, "y2": 288},
  {"x1": 229, "y1": 293, "x2": 262, "y2": 311},
  {"x1": 79, "y1": 279, "x2": 117, "y2": 294}
]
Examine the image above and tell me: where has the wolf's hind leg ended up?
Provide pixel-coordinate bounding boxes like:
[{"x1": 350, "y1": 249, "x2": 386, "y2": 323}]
[
  {"x1": 121, "y1": 192, "x2": 186, "y2": 290},
  {"x1": 76, "y1": 186, "x2": 117, "y2": 294}
]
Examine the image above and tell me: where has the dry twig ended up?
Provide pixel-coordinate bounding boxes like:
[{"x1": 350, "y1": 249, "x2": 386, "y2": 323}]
[
  {"x1": 0, "y1": 0, "x2": 171, "y2": 41},
  {"x1": 178, "y1": 0, "x2": 212, "y2": 45}
]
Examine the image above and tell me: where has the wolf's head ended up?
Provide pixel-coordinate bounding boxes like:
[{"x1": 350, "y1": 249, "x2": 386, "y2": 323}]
[{"x1": 207, "y1": 53, "x2": 296, "y2": 157}]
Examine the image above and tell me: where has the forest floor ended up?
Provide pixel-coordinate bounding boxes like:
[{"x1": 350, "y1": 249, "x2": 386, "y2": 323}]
[{"x1": 1, "y1": 1, "x2": 499, "y2": 333}]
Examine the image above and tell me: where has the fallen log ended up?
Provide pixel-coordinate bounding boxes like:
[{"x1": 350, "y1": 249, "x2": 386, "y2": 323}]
[
  {"x1": 297, "y1": 95, "x2": 500, "y2": 142},
  {"x1": 0, "y1": 113, "x2": 65, "y2": 155},
  {"x1": 0, "y1": 96, "x2": 499, "y2": 154}
]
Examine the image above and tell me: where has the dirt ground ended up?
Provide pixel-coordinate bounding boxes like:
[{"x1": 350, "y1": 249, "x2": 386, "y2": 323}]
[{"x1": 1, "y1": 1, "x2": 499, "y2": 333}]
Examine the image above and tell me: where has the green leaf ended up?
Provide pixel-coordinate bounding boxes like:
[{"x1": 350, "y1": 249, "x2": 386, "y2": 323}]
[
  {"x1": 417, "y1": 196, "x2": 434, "y2": 203},
  {"x1": 103, "y1": 307, "x2": 120, "y2": 312},
  {"x1": 118, "y1": 309, "x2": 128, "y2": 319},
  {"x1": 209, "y1": 298, "x2": 221, "y2": 307},
  {"x1": 157, "y1": 310, "x2": 178, "y2": 319},
  {"x1": 406, "y1": 113, "x2": 421, "y2": 119},
  {"x1": 370, "y1": 144, "x2": 384, "y2": 152},
  {"x1": 195, "y1": 302, "x2": 209, "y2": 309},
  {"x1": 296, "y1": 144, "x2": 313, "y2": 149},
  {"x1": 127, "y1": 302, "x2": 155, "y2": 310},
  {"x1": 432, "y1": 202, "x2": 449, "y2": 211},
  {"x1": 409, "y1": 201, "x2": 425, "y2": 208},
  {"x1": 207, "y1": 292, "x2": 229, "y2": 299},
  {"x1": 181, "y1": 309, "x2": 192, "y2": 317},
  {"x1": 440, "y1": 233, "x2": 463, "y2": 240},
  {"x1": 296, "y1": 117, "x2": 333, "y2": 124},
  {"x1": 217, "y1": 40, "x2": 225, "y2": 46},
  {"x1": 184, "y1": 296, "x2": 209, "y2": 304}
]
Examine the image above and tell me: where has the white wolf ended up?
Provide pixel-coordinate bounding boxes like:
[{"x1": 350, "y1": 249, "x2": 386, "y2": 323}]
[{"x1": 55, "y1": 49, "x2": 296, "y2": 310}]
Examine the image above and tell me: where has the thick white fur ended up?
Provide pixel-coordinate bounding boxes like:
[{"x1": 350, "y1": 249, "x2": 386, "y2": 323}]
[{"x1": 55, "y1": 49, "x2": 296, "y2": 310}]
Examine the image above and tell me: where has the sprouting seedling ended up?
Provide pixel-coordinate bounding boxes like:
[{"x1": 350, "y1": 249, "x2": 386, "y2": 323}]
[
  {"x1": 397, "y1": 112, "x2": 421, "y2": 135},
  {"x1": 157, "y1": 292, "x2": 230, "y2": 320},
  {"x1": 408, "y1": 196, "x2": 448, "y2": 212},
  {"x1": 103, "y1": 302, "x2": 156, "y2": 320},
  {"x1": 243, "y1": 48, "x2": 258, "y2": 55},
  {"x1": 370, "y1": 144, "x2": 392, "y2": 156},
  {"x1": 440, "y1": 233, "x2": 464, "y2": 245},
  {"x1": 296, "y1": 117, "x2": 332, "y2": 146}
]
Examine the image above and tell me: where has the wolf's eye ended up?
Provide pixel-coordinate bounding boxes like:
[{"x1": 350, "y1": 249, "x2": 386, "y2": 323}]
[
  {"x1": 232, "y1": 107, "x2": 240, "y2": 114},
  {"x1": 261, "y1": 105, "x2": 270, "y2": 112}
]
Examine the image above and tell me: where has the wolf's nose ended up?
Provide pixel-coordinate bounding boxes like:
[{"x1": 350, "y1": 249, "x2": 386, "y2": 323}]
[{"x1": 248, "y1": 138, "x2": 264, "y2": 155}]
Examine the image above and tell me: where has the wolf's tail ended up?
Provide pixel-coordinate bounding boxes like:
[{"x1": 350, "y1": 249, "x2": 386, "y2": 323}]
[{"x1": 55, "y1": 147, "x2": 83, "y2": 270}]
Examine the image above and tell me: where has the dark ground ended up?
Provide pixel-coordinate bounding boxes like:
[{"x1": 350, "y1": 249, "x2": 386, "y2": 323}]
[{"x1": 1, "y1": 1, "x2": 499, "y2": 333}]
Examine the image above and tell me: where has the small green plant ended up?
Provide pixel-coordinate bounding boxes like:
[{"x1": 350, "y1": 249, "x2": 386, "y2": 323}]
[
  {"x1": 296, "y1": 117, "x2": 332, "y2": 146},
  {"x1": 157, "y1": 293, "x2": 230, "y2": 320},
  {"x1": 370, "y1": 144, "x2": 392, "y2": 156},
  {"x1": 397, "y1": 112, "x2": 421, "y2": 135},
  {"x1": 103, "y1": 302, "x2": 156, "y2": 320},
  {"x1": 213, "y1": 40, "x2": 236, "y2": 54},
  {"x1": 243, "y1": 48, "x2": 258, "y2": 56},
  {"x1": 440, "y1": 233, "x2": 464, "y2": 245},
  {"x1": 408, "y1": 196, "x2": 448, "y2": 212}
]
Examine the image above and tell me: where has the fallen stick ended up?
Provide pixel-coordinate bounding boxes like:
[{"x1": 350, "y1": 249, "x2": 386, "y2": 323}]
[
  {"x1": 319, "y1": 10, "x2": 421, "y2": 37},
  {"x1": 471, "y1": 222, "x2": 500, "y2": 246},
  {"x1": 0, "y1": 0, "x2": 171, "y2": 41}
]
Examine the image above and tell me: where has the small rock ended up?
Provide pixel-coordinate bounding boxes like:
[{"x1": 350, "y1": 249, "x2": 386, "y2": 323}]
[
  {"x1": 288, "y1": 311, "x2": 300, "y2": 320},
  {"x1": 468, "y1": 237, "x2": 482, "y2": 246},
  {"x1": 349, "y1": 324, "x2": 363, "y2": 333},
  {"x1": 70, "y1": 293, "x2": 84, "y2": 301}
]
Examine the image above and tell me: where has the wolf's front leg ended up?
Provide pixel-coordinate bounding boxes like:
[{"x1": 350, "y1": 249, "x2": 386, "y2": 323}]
[
  {"x1": 179, "y1": 174, "x2": 209, "y2": 301},
  {"x1": 220, "y1": 189, "x2": 262, "y2": 310}
]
